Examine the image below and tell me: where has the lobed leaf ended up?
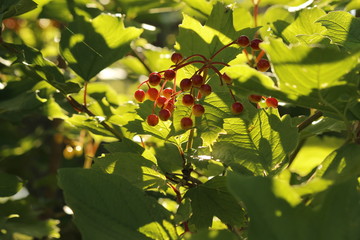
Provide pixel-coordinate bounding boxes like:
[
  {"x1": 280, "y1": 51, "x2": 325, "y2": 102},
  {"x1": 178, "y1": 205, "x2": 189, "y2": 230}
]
[
  {"x1": 213, "y1": 107, "x2": 298, "y2": 176},
  {"x1": 60, "y1": 14, "x2": 143, "y2": 80},
  {"x1": 316, "y1": 11, "x2": 360, "y2": 52},
  {"x1": 58, "y1": 168, "x2": 178, "y2": 240},
  {"x1": 185, "y1": 176, "x2": 245, "y2": 229}
]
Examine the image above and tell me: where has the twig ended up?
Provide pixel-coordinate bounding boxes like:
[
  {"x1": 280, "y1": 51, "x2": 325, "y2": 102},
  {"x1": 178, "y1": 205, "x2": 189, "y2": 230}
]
[
  {"x1": 66, "y1": 95, "x2": 123, "y2": 141},
  {"x1": 131, "y1": 48, "x2": 153, "y2": 74},
  {"x1": 297, "y1": 110, "x2": 323, "y2": 132}
]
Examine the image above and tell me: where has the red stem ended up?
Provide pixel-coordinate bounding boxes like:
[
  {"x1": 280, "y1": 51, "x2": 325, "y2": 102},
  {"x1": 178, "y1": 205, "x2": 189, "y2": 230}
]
[
  {"x1": 242, "y1": 49, "x2": 251, "y2": 64},
  {"x1": 173, "y1": 60, "x2": 206, "y2": 71},
  {"x1": 228, "y1": 87, "x2": 237, "y2": 102},
  {"x1": 211, "y1": 61, "x2": 230, "y2": 67},
  {"x1": 83, "y1": 81, "x2": 88, "y2": 106},
  {"x1": 210, "y1": 41, "x2": 236, "y2": 60},
  {"x1": 255, "y1": 50, "x2": 266, "y2": 63},
  {"x1": 137, "y1": 79, "x2": 149, "y2": 89},
  {"x1": 209, "y1": 65, "x2": 224, "y2": 85}
]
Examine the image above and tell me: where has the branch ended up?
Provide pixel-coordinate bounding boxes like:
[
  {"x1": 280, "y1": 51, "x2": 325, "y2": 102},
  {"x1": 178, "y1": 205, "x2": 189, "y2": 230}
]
[
  {"x1": 67, "y1": 95, "x2": 123, "y2": 141},
  {"x1": 297, "y1": 110, "x2": 323, "y2": 132},
  {"x1": 131, "y1": 48, "x2": 153, "y2": 74}
]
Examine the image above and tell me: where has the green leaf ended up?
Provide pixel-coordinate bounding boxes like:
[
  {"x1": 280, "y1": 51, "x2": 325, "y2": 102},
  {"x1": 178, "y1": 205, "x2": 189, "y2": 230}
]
[
  {"x1": 281, "y1": 7, "x2": 326, "y2": 44},
  {"x1": 196, "y1": 90, "x2": 232, "y2": 146},
  {"x1": 185, "y1": 229, "x2": 239, "y2": 240},
  {"x1": 92, "y1": 152, "x2": 166, "y2": 190},
  {"x1": 175, "y1": 2, "x2": 257, "y2": 63},
  {"x1": 227, "y1": 172, "x2": 360, "y2": 240},
  {"x1": 103, "y1": 138, "x2": 144, "y2": 155},
  {"x1": 126, "y1": 100, "x2": 188, "y2": 145},
  {"x1": 2, "y1": 43, "x2": 80, "y2": 94},
  {"x1": 0, "y1": 173, "x2": 23, "y2": 197},
  {"x1": 289, "y1": 136, "x2": 344, "y2": 177},
  {"x1": 60, "y1": 14, "x2": 143, "y2": 80},
  {"x1": 185, "y1": 176, "x2": 244, "y2": 229},
  {"x1": 174, "y1": 198, "x2": 192, "y2": 224},
  {"x1": 230, "y1": 38, "x2": 359, "y2": 118},
  {"x1": 298, "y1": 117, "x2": 346, "y2": 139},
  {"x1": 260, "y1": 6, "x2": 294, "y2": 38},
  {"x1": 0, "y1": 0, "x2": 37, "y2": 21},
  {"x1": 213, "y1": 107, "x2": 298, "y2": 175},
  {"x1": 316, "y1": 11, "x2": 360, "y2": 51},
  {"x1": 314, "y1": 143, "x2": 360, "y2": 182},
  {"x1": 346, "y1": 0, "x2": 360, "y2": 11},
  {"x1": 38, "y1": 0, "x2": 100, "y2": 23},
  {"x1": 67, "y1": 114, "x2": 122, "y2": 142},
  {"x1": 0, "y1": 199, "x2": 60, "y2": 238},
  {"x1": 181, "y1": 0, "x2": 213, "y2": 16},
  {"x1": 58, "y1": 168, "x2": 178, "y2": 240}
]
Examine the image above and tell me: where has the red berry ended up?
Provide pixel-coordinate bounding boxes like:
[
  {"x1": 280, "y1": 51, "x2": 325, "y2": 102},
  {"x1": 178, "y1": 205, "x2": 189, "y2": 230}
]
[
  {"x1": 265, "y1": 97, "x2": 278, "y2": 108},
  {"x1": 192, "y1": 104, "x2": 205, "y2": 117},
  {"x1": 146, "y1": 88, "x2": 159, "y2": 101},
  {"x1": 159, "y1": 109, "x2": 171, "y2": 121},
  {"x1": 231, "y1": 102, "x2": 244, "y2": 115},
  {"x1": 149, "y1": 72, "x2": 161, "y2": 86},
  {"x1": 250, "y1": 39, "x2": 263, "y2": 51},
  {"x1": 191, "y1": 74, "x2": 204, "y2": 87},
  {"x1": 156, "y1": 96, "x2": 167, "y2": 108},
  {"x1": 134, "y1": 89, "x2": 146, "y2": 102},
  {"x1": 182, "y1": 94, "x2": 195, "y2": 106},
  {"x1": 199, "y1": 84, "x2": 212, "y2": 96},
  {"x1": 164, "y1": 69, "x2": 176, "y2": 80},
  {"x1": 248, "y1": 94, "x2": 262, "y2": 103},
  {"x1": 171, "y1": 53, "x2": 183, "y2": 64},
  {"x1": 162, "y1": 88, "x2": 174, "y2": 99},
  {"x1": 222, "y1": 73, "x2": 232, "y2": 85},
  {"x1": 180, "y1": 117, "x2": 193, "y2": 130},
  {"x1": 256, "y1": 59, "x2": 270, "y2": 72},
  {"x1": 180, "y1": 78, "x2": 192, "y2": 91},
  {"x1": 165, "y1": 100, "x2": 175, "y2": 112},
  {"x1": 147, "y1": 114, "x2": 159, "y2": 126},
  {"x1": 236, "y1": 35, "x2": 250, "y2": 47}
]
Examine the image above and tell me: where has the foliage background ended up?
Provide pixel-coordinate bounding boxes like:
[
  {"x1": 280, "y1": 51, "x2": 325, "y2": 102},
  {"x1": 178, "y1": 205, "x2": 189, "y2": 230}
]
[{"x1": 0, "y1": 0, "x2": 359, "y2": 239}]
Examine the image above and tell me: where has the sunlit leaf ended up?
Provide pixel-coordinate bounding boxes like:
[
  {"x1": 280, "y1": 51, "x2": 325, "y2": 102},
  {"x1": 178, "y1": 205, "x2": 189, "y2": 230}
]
[
  {"x1": 185, "y1": 229, "x2": 238, "y2": 240},
  {"x1": 60, "y1": 14, "x2": 143, "y2": 80},
  {"x1": 213, "y1": 107, "x2": 298, "y2": 175},
  {"x1": 0, "y1": 0, "x2": 37, "y2": 21},
  {"x1": 281, "y1": 7, "x2": 326, "y2": 44},
  {"x1": 92, "y1": 152, "x2": 166, "y2": 190},
  {"x1": 2, "y1": 43, "x2": 80, "y2": 94},
  {"x1": 317, "y1": 11, "x2": 360, "y2": 51},
  {"x1": 175, "y1": 2, "x2": 258, "y2": 63}
]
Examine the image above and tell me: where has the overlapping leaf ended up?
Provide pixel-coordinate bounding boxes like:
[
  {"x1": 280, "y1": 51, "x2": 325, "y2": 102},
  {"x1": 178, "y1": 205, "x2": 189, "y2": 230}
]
[
  {"x1": 185, "y1": 176, "x2": 245, "y2": 229},
  {"x1": 229, "y1": 38, "x2": 359, "y2": 119},
  {"x1": 1, "y1": 43, "x2": 80, "y2": 94},
  {"x1": 60, "y1": 14, "x2": 143, "y2": 80},
  {"x1": 281, "y1": 8, "x2": 326, "y2": 44},
  {"x1": 316, "y1": 11, "x2": 360, "y2": 52},
  {"x1": 175, "y1": 2, "x2": 257, "y2": 63},
  {"x1": 0, "y1": 0, "x2": 37, "y2": 21},
  {"x1": 92, "y1": 141, "x2": 166, "y2": 189},
  {"x1": 227, "y1": 172, "x2": 360, "y2": 240},
  {"x1": 58, "y1": 168, "x2": 178, "y2": 240},
  {"x1": 213, "y1": 107, "x2": 298, "y2": 175}
]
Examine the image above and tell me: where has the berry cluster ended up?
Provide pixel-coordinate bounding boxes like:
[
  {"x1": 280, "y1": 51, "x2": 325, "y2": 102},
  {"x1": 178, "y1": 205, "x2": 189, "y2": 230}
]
[{"x1": 134, "y1": 35, "x2": 278, "y2": 129}]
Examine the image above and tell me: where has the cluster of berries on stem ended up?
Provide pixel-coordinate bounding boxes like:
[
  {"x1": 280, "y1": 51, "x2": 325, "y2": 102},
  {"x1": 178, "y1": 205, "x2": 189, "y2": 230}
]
[{"x1": 134, "y1": 35, "x2": 278, "y2": 129}]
